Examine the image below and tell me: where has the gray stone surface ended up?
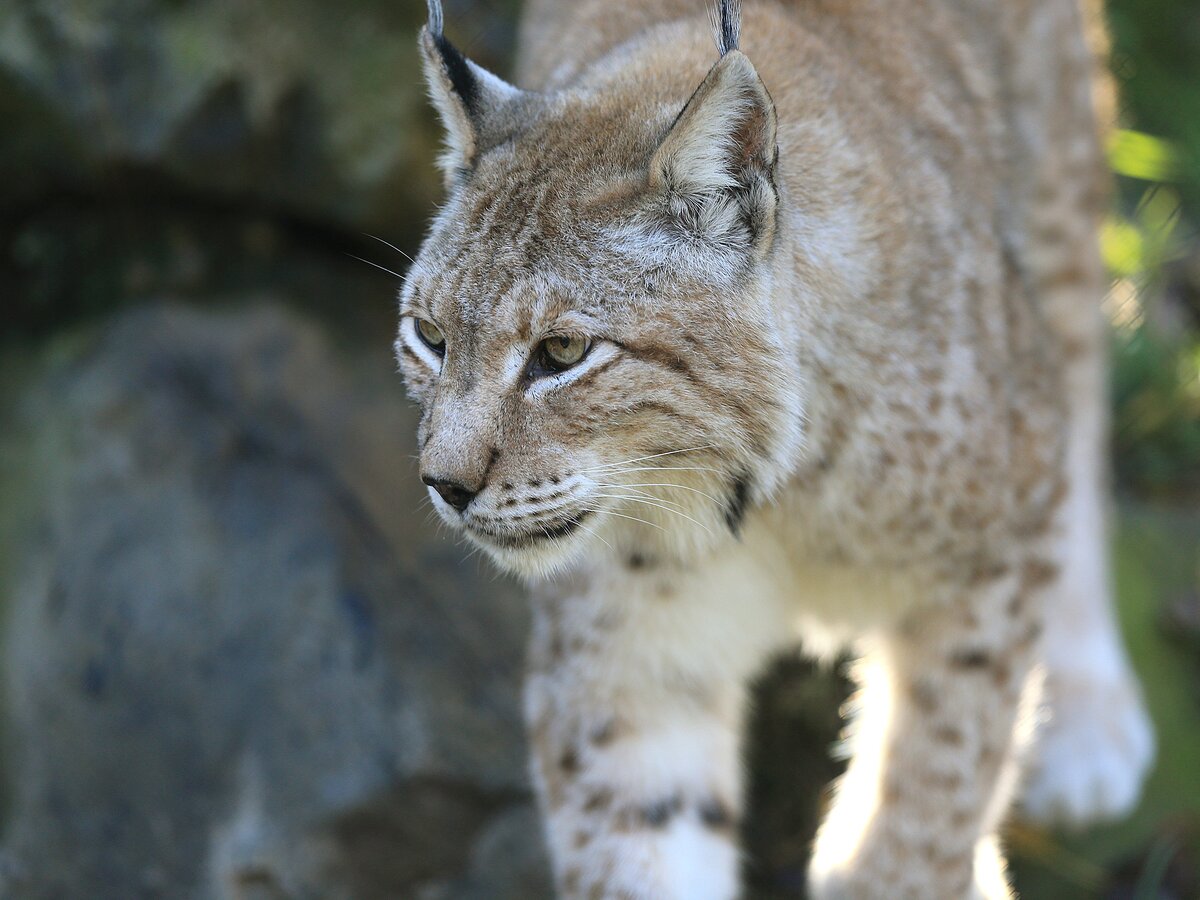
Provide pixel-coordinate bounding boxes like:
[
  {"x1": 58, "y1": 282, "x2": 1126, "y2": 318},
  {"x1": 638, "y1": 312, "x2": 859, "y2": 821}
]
[
  {"x1": 0, "y1": 303, "x2": 551, "y2": 899},
  {"x1": 0, "y1": 0, "x2": 457, "y2": 230}
]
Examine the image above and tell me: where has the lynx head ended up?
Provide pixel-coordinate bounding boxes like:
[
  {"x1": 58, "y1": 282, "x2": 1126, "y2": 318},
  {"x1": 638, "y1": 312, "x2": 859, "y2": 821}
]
[{"x1": 396, "y1": 0, "x2": 803, "y2": 578}]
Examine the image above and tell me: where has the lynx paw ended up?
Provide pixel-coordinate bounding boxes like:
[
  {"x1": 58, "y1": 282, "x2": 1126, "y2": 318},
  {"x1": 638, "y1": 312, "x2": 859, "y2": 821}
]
[{"x1": 1020, "y1": 673, "x2": 1155, "y2": 827}]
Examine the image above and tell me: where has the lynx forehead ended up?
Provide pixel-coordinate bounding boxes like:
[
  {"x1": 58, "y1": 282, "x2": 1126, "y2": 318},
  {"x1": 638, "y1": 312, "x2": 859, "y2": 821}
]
[{"x1": 396, "y1": 0, "x2": 1154, "y2": 897}]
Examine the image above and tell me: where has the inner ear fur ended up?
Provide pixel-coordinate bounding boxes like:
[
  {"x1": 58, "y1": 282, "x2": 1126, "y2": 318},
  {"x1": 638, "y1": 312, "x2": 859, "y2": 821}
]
[
  {"x1": 649, "y1": 50, "x2": 779, "y2": 250},
  {"x1": 651, "y1": 51, "x2": 778, "y2": 191}
]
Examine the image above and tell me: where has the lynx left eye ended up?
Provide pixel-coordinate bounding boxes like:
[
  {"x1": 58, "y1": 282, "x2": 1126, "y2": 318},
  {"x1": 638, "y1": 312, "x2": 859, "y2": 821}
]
[
  {"x1": 536, "y1": 335, "x2": 591, "y2": 374},
  {"x1": 416, "y1": 318, "x2": 446, "y2": 354}
]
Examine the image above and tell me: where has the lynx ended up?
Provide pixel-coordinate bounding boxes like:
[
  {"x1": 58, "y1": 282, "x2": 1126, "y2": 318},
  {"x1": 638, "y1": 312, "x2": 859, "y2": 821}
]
[{"x1": 394, "y1": 0, "x2": 1155, "y2": 896}]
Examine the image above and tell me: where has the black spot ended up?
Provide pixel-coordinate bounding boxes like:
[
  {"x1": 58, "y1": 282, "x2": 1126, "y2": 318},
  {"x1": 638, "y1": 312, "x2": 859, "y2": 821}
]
[
  {"x1": 640, "y1": 794, "x2": 683, "y2": 828},
  {"x1": 583, "y1": 789, "x2": 613, "y2": 813},
  {"x1": 699, "y1": 797, "x2": 736, "y2": 831},
  {"x1": 909, "y1": 679, "x2": 939, "y2": 712},
  {"x1": 559, "y1": 747, "x2": 580, "y2": 773},
  {"x1": 482, "y1": 446, "x2": 500, "y2": 480},
  {"x1": 627, "y1": 553, "x2": 653, "y2": 571},
  {"x1": 949, "y1": 648, "x2": 992, "y2": 670},
  {"x1": 590, "y1": 719, "x2": 618, "y2": 746},
  {"x1": 432, "y1": 33, "x2": 480, "y2": 115},
  {"x1": 933, "y1": 726, "x2": 965, "y2": 746},
  {"x1": 723, "y1": 473, "x2": 752, "y2": 536}
]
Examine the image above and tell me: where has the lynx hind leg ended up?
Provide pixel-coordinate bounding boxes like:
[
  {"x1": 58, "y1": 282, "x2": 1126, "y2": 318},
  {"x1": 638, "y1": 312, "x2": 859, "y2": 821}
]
[
  {"x1": 1017, "y1": 390, "x2": 1154, "y2": 825},
  {"x1": 1013, "y1": 4, "x2": 1154, "y2": 825},
  {"x1": 809, "y1": 559, "x2": 1045, "y2": 900}
]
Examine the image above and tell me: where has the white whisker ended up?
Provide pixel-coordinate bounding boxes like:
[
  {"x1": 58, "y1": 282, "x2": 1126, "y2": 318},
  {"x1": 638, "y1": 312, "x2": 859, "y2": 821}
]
[
  {"x1": 590, "y1": 494, "x2": 714, "y2": 535},
  {"x1": 597, "y1": 465, "x2": 727, "y2": 476},
  {"x1": 347, "y1": 254, "x2": 404, "y2": 280},
  {"x1": 594, "y1": 484, "x2": 660, "y2": 501},
  {"x1": 591, "y1": 492, "x2": 689, "y2": 512},
  {"x1": 594, "y1": 481, "x2": 723, "y2": 504},
  {"x1": 578, "y1": 521, "x2": 614, "y2": 553},
  {"x1": 363, "y1": 233, "x2": 415, "y2": 264},
  {"x1": 579, "y1": 445, "x2": 716, "y2": 472},
  {"x1": 581, "y1": 505, "x2": 667, "y2": 532}
]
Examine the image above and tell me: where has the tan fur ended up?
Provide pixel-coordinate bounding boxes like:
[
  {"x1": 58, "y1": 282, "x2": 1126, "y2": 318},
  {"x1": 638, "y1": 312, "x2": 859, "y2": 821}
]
[{"x1": 397, "y1": 1, "x2": 1153, "y2": 896}]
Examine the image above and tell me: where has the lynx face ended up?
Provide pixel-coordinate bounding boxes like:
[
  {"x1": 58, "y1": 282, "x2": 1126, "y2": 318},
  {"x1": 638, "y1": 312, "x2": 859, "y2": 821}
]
[{"x1": 396, "y1": 29, "x2": 803, "y2": 576}]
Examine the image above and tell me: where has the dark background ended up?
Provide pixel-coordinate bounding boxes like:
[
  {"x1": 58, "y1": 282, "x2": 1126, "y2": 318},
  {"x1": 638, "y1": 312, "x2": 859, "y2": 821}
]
[{"x1": 1, "y1": 0, "x2": 1197, "y2": 897}]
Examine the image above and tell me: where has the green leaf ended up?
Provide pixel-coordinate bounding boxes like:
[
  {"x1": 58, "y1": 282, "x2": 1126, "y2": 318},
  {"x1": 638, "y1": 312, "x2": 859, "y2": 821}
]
[
  {"x1": 1108, "y1": 129, "x2": 1180, "y2": 182},
  {"x1": 1101, "y1": 215, "x2": 1146, "y2": 276}
]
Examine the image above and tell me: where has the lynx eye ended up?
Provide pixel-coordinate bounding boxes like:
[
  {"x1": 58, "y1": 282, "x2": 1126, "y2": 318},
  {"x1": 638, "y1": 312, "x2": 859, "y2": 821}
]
[
  {"x1": 538, "y1": 334, "x2": 591, "y2": 373},
  {"x1": 416, "y1": 318, "x2": 446, "y2": 354}
]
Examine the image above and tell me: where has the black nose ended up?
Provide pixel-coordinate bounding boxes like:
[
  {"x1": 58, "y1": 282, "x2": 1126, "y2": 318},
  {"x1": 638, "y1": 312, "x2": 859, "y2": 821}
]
[{"x1": 422, "y1": 475, "x2": 478, "y2": 513}]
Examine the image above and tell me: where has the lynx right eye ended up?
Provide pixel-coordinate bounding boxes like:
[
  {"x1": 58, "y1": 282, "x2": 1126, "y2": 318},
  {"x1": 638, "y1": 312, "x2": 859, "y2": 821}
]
[
  {"x1": 530, "y1": 334, "x2": 591, "y2": 378},
  {"x1": 416, "y1": 318, "x2": 446, "y2": 354}
]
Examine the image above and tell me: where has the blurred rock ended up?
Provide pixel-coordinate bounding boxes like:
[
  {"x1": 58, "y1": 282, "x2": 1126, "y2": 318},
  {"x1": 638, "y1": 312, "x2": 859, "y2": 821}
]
[
  {"x1": 0, "y1": 0, "x2": 520, "y2": 338},
  {"x1": 0, "y1": 0, "x2": 485, "y2": 230},
  {"x1": 0, "y1": 303, "x2": 551, "y2": 899}
]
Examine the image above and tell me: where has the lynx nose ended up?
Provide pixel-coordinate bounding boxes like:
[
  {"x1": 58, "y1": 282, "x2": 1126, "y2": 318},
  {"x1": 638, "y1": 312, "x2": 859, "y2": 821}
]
[{"x1": 422, "y1": 475, "x2": 478, "y2": 513}]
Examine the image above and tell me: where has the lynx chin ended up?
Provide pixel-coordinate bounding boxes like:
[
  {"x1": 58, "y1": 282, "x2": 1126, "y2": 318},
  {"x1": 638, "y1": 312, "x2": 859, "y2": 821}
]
[{"x1": 394, "y1": 0, "x2": 1155, "y2": 896}]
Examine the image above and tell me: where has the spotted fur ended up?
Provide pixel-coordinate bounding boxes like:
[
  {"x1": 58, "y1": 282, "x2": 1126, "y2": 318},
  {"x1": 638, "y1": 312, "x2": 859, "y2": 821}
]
[{"x1": 396, "y1": 1, "x2": 1154, "y2": 896}]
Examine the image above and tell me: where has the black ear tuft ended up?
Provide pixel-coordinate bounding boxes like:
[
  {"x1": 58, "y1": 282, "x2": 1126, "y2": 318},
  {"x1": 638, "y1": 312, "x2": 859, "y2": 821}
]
[
  {"x1": 426, "y1": 0, "x2": 444, "y2": 37},
  {"x1": 709, "y1": 0, "x2": 742, "y2": 57},
  {"x1": 419, "y1": 1, "x2": 531, "y2": 187},
  {"x1": 425, "y1": 0, "x2": 480, "y2": 114},
  {"x1": 431, "y1": 32, "x2": 481, "y2": 114}
]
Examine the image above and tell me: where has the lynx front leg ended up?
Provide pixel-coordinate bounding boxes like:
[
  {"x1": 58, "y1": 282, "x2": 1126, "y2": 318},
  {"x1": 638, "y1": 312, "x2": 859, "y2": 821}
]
[
  {"x1": 809, "y1": 560, "x2": 1043, "y2": 900},
  {"x1": 524, "y1": 562, "x2": 788, "y2": 900}
]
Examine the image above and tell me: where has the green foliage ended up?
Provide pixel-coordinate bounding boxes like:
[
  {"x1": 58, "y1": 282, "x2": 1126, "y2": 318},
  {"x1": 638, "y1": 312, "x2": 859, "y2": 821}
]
[
  {"x1": 1113, "y1": 326, "x2": 1200, "y2": 498},
  {"x1": 1101, "y1": 0, "x2": 1200, "y2": 502},
  {"x1": 1108, "y1": 129, "x2": 1180, "y2": 184},
  {"x1": 1099, "y1": 126, "x2": 1200, "y2": 499},
  {"x1": 1107, "y1": 0, "x2": 1200, "y2": 213}
]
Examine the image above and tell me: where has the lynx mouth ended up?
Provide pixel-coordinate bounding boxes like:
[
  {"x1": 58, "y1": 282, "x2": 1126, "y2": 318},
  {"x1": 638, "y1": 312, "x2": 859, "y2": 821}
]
[{"x1": 466, "y1": 509, "x2": 594, "y2": 550}]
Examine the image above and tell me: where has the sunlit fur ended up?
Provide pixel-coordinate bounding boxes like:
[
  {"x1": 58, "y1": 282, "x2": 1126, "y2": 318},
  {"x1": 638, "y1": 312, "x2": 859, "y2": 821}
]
[{"x1": 397, "y1": 1, "x2": 1155, "y2": 897}]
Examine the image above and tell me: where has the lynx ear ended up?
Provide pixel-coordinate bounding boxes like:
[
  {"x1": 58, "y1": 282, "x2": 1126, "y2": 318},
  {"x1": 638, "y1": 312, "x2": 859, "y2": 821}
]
[
  {"x1": 649, "y1": 48, "x2": 778, "y2": 251},
  {"x1": 420, "y1": 0, "x2": 527, "y2": 186}
]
